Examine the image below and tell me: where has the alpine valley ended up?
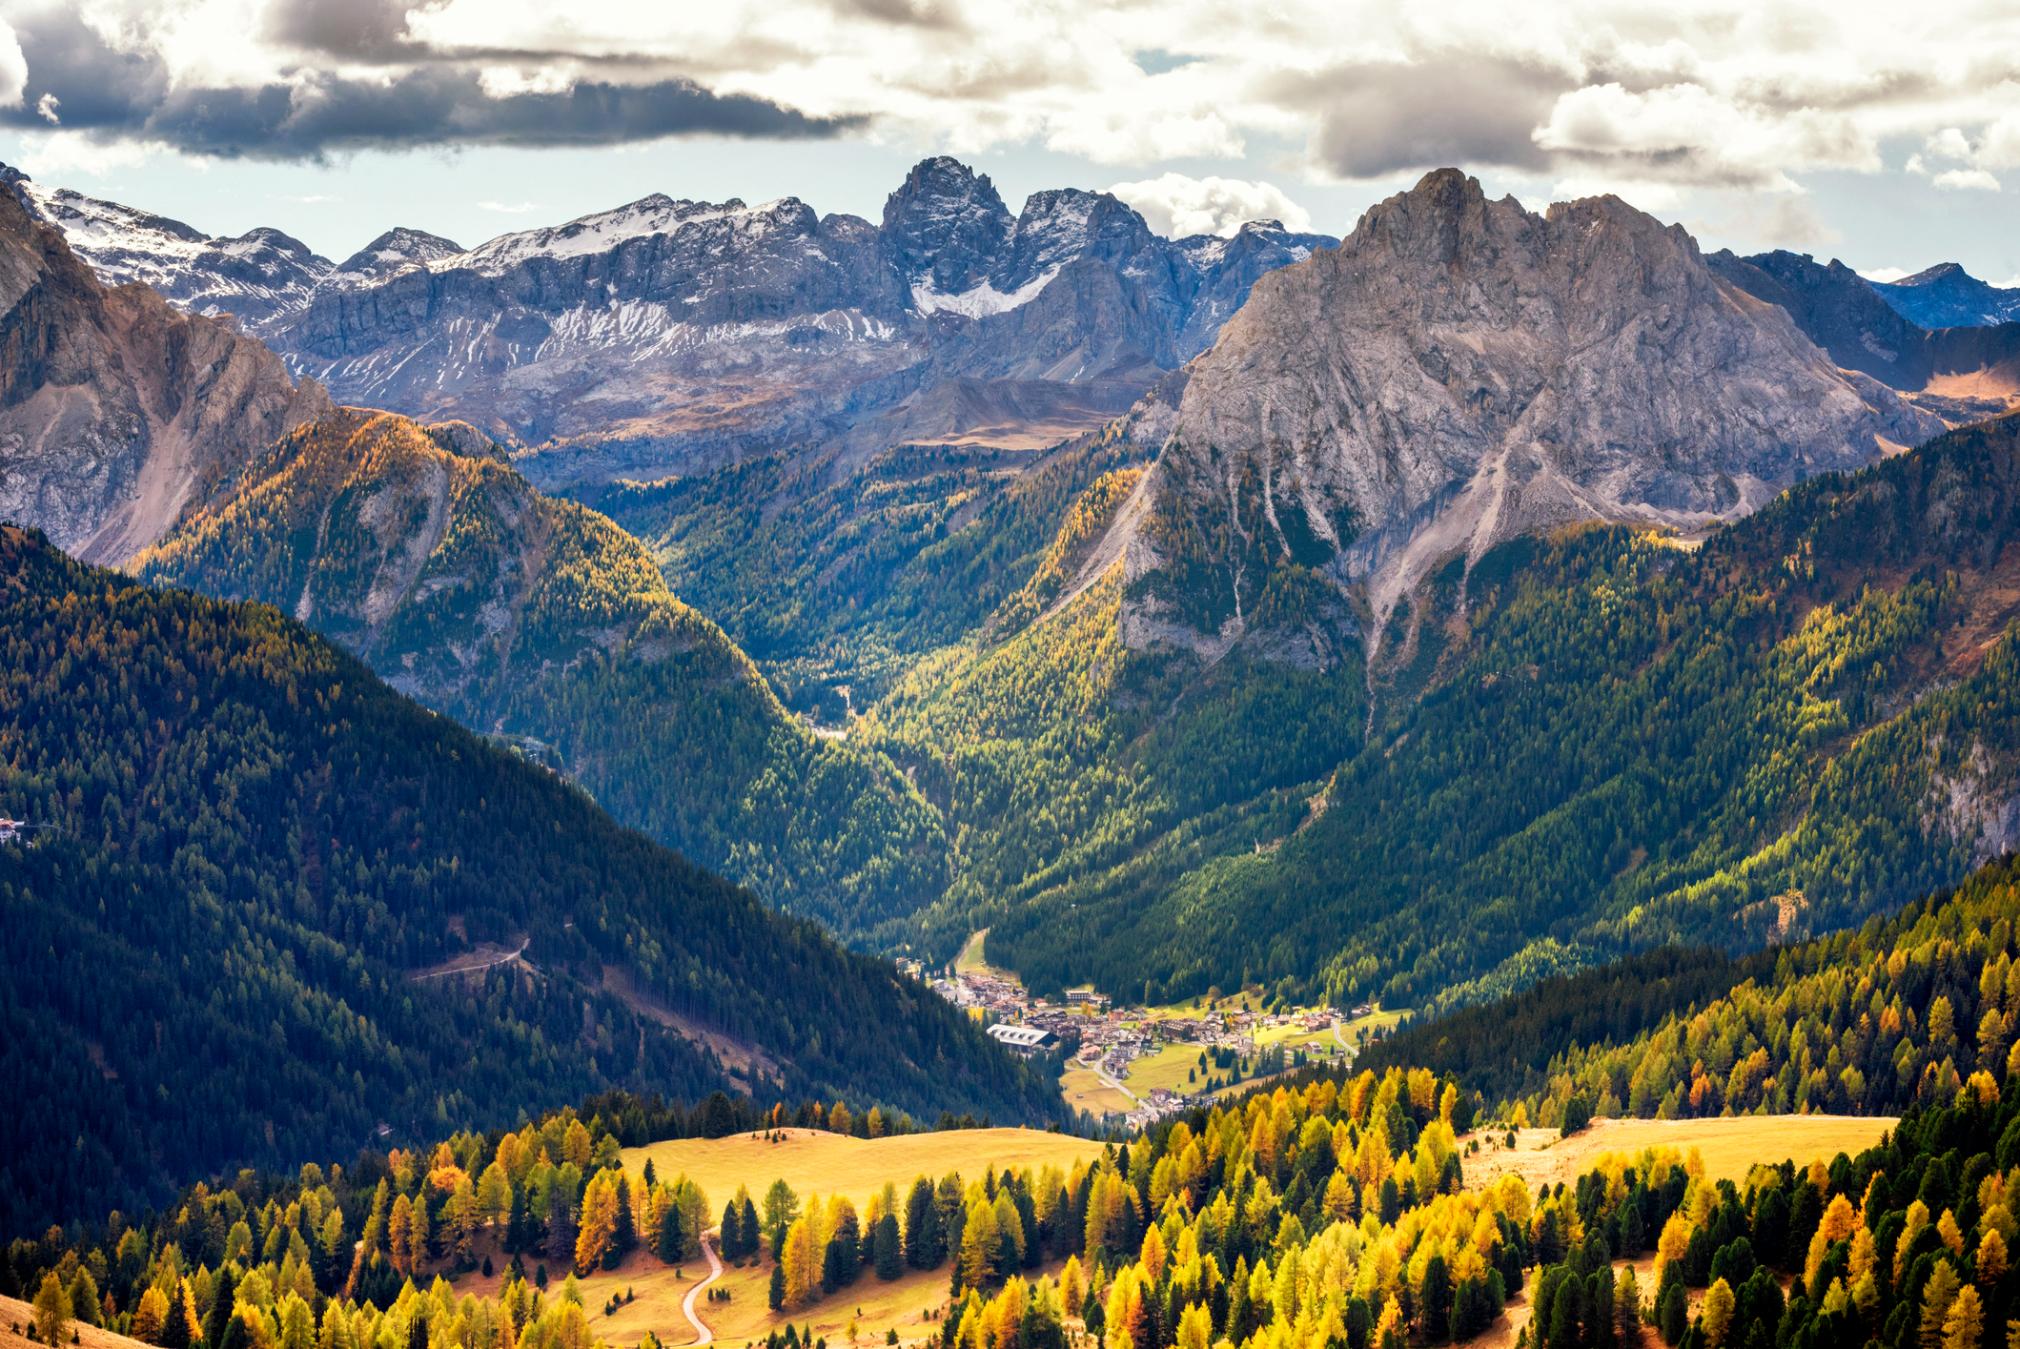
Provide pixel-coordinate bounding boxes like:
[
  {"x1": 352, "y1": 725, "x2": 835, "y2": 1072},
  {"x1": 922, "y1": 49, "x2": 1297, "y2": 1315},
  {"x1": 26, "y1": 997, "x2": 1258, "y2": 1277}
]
[{"x1": 9, "y1": 103, "x2": 2020, "y2": 1349}]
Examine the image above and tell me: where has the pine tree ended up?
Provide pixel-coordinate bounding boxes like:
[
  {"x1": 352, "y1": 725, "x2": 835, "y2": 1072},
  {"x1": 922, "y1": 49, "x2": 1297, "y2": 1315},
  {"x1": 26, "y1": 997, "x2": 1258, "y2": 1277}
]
[
  {"x1": 723, "y1": 1201, "x2": 745, "y2": 1263},
  {"x1": 904, "y1": 1179, "x2": 940, "y2": 1270},
  {"x1": 873, "y1": 1214, "x2": 902, "y2": 1282},
  {"x1": 764, "y1": 1181, "x2": 801, "y2": 1260},
  {"x1": 158, "y1": 1280, "x2": 194, "y2": 1349},
  {"x1": 613, "y1": 1175, "x2": 638, "y2": 1258},
  {"x1": 769, "y1": 1263, "x2": 786, "y2": 1312},
  {"x1": 657, "y1": 1194, "x2": 684, "y2": 1265}
]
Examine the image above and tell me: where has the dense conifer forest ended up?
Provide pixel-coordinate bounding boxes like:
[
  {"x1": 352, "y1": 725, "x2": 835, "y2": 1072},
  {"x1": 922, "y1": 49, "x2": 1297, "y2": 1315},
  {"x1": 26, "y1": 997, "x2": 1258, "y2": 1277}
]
[{"x1": 0, "y1": 526, "x2": 1058, "y2": 1234}]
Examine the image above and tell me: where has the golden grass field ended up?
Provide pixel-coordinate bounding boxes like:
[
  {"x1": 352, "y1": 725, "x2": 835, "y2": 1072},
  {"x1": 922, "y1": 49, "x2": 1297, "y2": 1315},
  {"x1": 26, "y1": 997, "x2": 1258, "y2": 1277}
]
[
  {"x1": 0, "y1": 1295, "x2": 149, "y2": 1349},
  {"x1": 1459, "y1": 1115, "x2": 1898, "y2": 1193},
  {"x1": 620, "y1": 1127, "x2": 1106, "y2": 1217}
]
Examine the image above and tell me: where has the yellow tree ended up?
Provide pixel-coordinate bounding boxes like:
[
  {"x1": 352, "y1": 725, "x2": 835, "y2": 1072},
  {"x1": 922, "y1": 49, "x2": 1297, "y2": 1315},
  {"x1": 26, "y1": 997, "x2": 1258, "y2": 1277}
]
[
  {"x1": 574, "y1": 1173, "x2": 619, "y2": 1275},
  {"x1": 1943, "y1": 1285, "x2": 1984, "y2": 1349},
  {"x1": 1700, "y1": 1278, "x2": 1735, "y2": 1348}
]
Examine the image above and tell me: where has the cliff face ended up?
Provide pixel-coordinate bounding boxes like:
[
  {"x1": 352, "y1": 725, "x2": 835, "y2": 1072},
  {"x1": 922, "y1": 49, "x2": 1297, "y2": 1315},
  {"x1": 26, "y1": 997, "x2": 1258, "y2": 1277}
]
[
  {"x1": 1122, "y1": 169, "x2": 1943, "y2": 658},
  {"x1": 0, "y1": 187, "x2": 328, "y2": 563}
]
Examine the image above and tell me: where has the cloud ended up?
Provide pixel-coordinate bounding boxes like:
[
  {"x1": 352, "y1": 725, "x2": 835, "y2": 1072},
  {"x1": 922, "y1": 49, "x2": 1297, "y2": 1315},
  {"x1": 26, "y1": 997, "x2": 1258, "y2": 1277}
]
[
  {"x1": 0, "y1": 18, "x2": 24, "y2": 109},
  {"x1": 1532, "y1": 82, "x2": 1874, "y2": 191},
  {"x1": 1860, "y1": 266, "x2": 1911, "y2": 283},
  {"x1": 1907, "y1": 117, "x2": 2020, "y2": 189},
  {"x1": 1108, "y1": 172, "x2": 1312, "y2": 237},
  {"x1": 7, "y1": 0, "x2": 2020, "y2": 215},
  {"x1": 0, "y1": 2, "x2": 859, "y2": 161},
  {"x1": 1933, "y1": 168, "x2": 2002, "y2": 190},
  {"x1": 1281, "y1": 54, "x2": 1564, "y2": 179}
]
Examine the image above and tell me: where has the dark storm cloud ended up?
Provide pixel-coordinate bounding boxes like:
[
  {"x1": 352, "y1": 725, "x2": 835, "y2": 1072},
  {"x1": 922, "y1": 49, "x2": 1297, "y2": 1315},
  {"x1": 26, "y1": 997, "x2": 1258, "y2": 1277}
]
[
  {"x1": 1278, "y1": 54, "x2": 1569, "y2": 178},
  {"x1": 2, "y1": 6, "x2": 860, "y2": 159},
  {"x1": 262, "y1": 0, "x2": 432, "y2": 62}
]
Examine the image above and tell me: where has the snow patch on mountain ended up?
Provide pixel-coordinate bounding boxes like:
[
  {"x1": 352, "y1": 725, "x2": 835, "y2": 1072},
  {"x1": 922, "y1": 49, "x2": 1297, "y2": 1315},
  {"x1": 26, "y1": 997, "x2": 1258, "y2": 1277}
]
[{"x1": 911, "y1": 267, "x2": 1060, "y2": 318}]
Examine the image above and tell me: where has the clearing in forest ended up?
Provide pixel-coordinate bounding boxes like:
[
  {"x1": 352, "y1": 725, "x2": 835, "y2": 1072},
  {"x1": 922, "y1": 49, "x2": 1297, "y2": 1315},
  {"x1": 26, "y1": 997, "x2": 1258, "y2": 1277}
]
[
  {"x1": 1458, "y1": 1114, "x2": 1898, "y2": 1192},
  {"x1": 620, "y1": 1126, "x2": 1105, "y2": 1217}
]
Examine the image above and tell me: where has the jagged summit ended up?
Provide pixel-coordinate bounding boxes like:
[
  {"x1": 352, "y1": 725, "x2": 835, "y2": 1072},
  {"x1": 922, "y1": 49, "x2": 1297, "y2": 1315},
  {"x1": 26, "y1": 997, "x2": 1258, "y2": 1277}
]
[
  {"x1": 1116, "y1": 168, "x2": 1943, "y2": 661},
  {"x1": 881, "y1": 156, "x2": 1013, "y2": 293},
  {"x1": 22, "y1": 155, "x2": 1337, "y2": 476}
]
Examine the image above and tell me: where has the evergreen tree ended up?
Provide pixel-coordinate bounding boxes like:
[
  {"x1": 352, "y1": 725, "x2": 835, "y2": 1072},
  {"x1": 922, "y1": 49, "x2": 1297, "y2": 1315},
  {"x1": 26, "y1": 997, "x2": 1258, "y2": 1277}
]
[
  {"x1": 614, "y1": 1175, "x2": 638, "y2": 1258},
  {"x1": 656, "y1": 1196, "x2": 684, "y2": 1265},
  {"x1": 905, "y1": 1179, "x2": 941, "y2": 1270},
  {"x1": 873, "y1": 1213, "x2": 902, "y2": 1282}
]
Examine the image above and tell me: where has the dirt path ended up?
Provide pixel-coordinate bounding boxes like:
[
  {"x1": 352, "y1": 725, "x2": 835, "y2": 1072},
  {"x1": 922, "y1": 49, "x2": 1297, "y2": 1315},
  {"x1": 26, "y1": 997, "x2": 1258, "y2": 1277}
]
[
  {"x1": 680, "y1": 1231, "x2": 725, "y2": 1346},
  {"x1": 409, "y1": 939, "x2": 531, "y2": 981}
]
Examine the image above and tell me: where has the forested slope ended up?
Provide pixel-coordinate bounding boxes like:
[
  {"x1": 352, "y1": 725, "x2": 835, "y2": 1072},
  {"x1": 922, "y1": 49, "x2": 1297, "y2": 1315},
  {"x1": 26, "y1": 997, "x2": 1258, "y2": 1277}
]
[
  {"x1": 0, "y1": 527, "x2": 1055, "y2": 1234},
  {"x1": 1372, "y1": 853, "x2": 2020, "y2": 1128},
  {"x1": 132, "y1": 409, "x2": 945, "y2": 937},
  {"x1": 596, "y1": 421, "x2": 1154, "y2": 720},
  {"x1": 927, "y1": 413, "x2": 2020, "y2": 1007}
]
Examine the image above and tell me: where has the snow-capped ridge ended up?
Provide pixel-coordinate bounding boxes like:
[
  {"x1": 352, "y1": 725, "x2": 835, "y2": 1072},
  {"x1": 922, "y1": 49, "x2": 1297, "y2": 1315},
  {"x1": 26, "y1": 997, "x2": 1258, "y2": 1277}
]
[{"x1": 442, "y1": 194, "x2": 810, "y2": 275}]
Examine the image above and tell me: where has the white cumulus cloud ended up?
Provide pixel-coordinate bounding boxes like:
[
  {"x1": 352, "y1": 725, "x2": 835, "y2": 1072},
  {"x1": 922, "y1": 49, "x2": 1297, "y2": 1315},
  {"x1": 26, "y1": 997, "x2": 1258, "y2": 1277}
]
[
  {"x1": 1107, "y1": 172, "x2": 1313, "y2": 238},
  {"x1": 0, "y1": 17, "x2": 25, "y2": 109}
]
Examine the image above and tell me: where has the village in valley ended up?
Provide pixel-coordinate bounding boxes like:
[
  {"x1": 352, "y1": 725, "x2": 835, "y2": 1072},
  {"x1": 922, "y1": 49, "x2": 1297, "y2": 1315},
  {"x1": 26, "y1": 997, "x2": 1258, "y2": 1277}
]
[{"x1": 914, "y1": 930, "x2": 1405, "y2": 1129}]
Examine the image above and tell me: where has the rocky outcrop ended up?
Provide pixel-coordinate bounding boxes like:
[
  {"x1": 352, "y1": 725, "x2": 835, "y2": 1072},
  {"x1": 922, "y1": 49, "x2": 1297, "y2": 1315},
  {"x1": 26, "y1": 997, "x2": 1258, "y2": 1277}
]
[
  {"x1": 1708, "y1": 249, "x2": 2020, "y2": 422},
  {"x1": 0, "y1": 185, "x2": 328, "y2": 563},
  {"x1": 1872, "y1": 263, "x2": 2020, "y2": 329},
  {"x1": 1119, "y1": 169, "x2": 1944, "y2": 658},
  {"x1": 15, "y1": 158, "x2": 1333, "y2": 484}
]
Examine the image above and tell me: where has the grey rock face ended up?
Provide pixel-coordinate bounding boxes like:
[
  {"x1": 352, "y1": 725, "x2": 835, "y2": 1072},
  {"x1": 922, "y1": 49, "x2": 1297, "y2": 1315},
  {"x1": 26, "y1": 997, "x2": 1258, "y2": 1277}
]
[
  {"x1": 0, "y1": 187, "x2": 329, "y2": 564},
  {"x1": 1123, "y1": 169, "x2": 1944, "y2": 656},
  {"x1": 13, "y1": 157, "x2": 1335, "y2": 483}
]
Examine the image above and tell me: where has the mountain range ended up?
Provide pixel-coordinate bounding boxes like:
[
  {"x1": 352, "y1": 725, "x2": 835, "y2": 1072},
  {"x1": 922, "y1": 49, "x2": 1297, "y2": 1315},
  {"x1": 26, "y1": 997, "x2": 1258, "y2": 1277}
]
[
  {"x1": 1708, "y1": 248, "x2": 2020, "y2": 424},
  {"x1": 8, "y1": 155, "x2": 2020, "y2": 1043},
  {"x1": 17, "y1": 157, "x2": 1330, "y2": 486}
]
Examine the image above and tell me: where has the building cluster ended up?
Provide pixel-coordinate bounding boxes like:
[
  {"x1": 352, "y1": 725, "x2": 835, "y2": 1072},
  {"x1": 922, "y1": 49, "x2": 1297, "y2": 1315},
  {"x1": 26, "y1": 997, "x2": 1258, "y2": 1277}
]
[{"x1": 933, "y1": 956, "x2": 1371, "y2": 1128}]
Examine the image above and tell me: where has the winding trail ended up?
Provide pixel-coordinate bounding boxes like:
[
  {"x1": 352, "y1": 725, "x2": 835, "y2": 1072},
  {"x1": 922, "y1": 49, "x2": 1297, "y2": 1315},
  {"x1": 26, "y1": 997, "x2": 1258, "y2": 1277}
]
[{"x1": 680, "y1": 1231, "x2": 725, "y2": 1346}]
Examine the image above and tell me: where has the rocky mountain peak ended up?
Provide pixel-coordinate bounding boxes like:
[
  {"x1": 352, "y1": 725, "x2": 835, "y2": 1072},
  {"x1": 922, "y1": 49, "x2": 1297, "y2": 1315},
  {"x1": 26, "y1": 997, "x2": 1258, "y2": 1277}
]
[
  {"x1": 334, "y1": 226, "x2": 463, "y2": 281},
  {"x1": 1118, "y1": 169, "x2": 1944, "y2": 663},
  {"x1": 1900, "y1": 261, "x2": 1966, "y2": 285},
  {"x1": 0, "y1": 184, "x2": 328, "y2": 563},
  {"x1": 1001, "y1": 188, "x2": 1153, "y2": 282},
  {"x1": 1871, "y1": 261, "x2": 2020, "y2": 328},
  {"x1": 881, "y1": 156, "x2": 1013, "y2": 292}
]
